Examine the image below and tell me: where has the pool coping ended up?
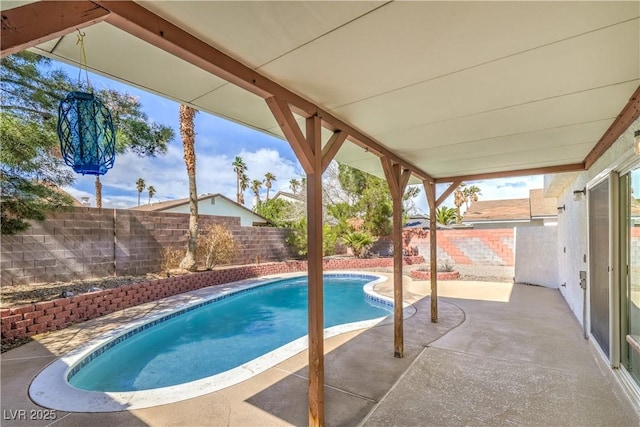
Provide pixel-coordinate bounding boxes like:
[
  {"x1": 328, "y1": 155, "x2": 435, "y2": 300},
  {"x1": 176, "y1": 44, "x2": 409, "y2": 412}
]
[{"x1": 29, "y1": 271, "x2": 416, "y2": 412}]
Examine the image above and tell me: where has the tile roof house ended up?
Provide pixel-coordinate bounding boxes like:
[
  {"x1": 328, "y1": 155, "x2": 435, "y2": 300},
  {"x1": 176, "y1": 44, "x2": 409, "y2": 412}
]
[
  {"x1": 271, "y1": 191, "x2": 304, "y2": 204},
  {"x1": 462, "y1": 189, "x2": 558, "y2": 229},
  {"x1": 404, "y1": 215, "x2": 451, "y2": 230},
  {"x1": 131, "y1": 193, "x2": 270, "y2": 227}
]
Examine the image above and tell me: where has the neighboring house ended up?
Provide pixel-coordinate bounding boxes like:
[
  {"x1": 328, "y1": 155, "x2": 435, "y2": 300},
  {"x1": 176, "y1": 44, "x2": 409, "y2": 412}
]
[
  {"x1": 462, "y1": 189, "x2": 558, "y2": 229},
  {"x1": 271, "y1": 191, "x2": 304, "y2": 204},
  {"x1": 131, "y1": 193, "x2": 270, "y2": 227},
  {"x1": 404, "y1": 215, "x2": 450, "y2": 230},
  {"x1": 45, "y1": 184, "x2": 84, "y2": 207}
]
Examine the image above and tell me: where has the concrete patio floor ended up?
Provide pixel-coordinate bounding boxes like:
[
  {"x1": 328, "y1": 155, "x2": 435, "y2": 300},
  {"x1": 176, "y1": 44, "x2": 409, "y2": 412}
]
[{"x1": 1, "y1": 274, "x2": 639, "y2": 426}]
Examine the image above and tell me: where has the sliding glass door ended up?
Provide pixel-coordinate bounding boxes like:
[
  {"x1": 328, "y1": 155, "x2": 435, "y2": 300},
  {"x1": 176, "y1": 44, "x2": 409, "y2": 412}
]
[{"x1": 621, "y1": 167, "x2": 640, "y2": 386}]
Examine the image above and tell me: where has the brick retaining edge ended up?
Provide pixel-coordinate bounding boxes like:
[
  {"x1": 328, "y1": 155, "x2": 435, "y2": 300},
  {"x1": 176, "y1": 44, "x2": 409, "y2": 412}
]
[
  {"x1": 409, "y1": 269, "x2": 460, "y2": 281},
  {"x1": 1, "y1": 256, "x2": 423, "y2": 342}
]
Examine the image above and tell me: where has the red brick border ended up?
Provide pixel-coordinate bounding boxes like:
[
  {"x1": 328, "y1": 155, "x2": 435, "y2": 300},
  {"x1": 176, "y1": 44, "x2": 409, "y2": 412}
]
[
  {"x1": 409, "y1": 270, "x2": 460, "y2": 281},
  {"x1": 1, "y1": 256, "x2": 423, "y2": 342}
]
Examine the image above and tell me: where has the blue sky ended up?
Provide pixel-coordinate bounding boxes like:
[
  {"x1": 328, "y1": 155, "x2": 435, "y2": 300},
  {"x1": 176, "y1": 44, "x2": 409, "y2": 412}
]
[{"x1": 53, "y1": 60, "x2": 542, "y2": 213}]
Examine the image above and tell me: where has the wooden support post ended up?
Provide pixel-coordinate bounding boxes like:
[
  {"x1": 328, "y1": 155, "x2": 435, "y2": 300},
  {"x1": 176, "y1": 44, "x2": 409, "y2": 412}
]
[
  {"x1": 424, "y1": 179, "x2": 463, "y2": 323},
  {"x1": 382, "y1": 158, "x2": 411, "y2": 358},
  {"x1": 424, "y1": 180, "x2": 438, "y2": 323},
  {"x1": 266, "y1": 97, "x2": 347, "y2": 427},
  {"x1": 305, "y1": 115, "x2": 324, "y2": 427}
]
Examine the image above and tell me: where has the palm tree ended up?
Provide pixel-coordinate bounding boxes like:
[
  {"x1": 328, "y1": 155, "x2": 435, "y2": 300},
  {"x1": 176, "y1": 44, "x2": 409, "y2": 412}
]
[
  {"x1": 232, "y1": 156, "x2": 248, "y2": 204},
  {"x1": 147, "y1": 185, "x2": 156, "y2": 204},
  {"x1": 264, "y1": 172, "x2": 276, "y2": 200},
  {"x1": 251, "y1": 179, "x2": 262, "y2": 207},
  {"x1": 463, "y1": 185, "x2": 482, "y2": 210},
  {"x1": 95, "y1": 176, "x2": 102, "y2": 208},
  {"x1": 136, "y1": 177, "x2": 145, "y2": 206},
  {"x1": 239, "y1": 172, "x2": 250, "y2": 205},
  {"x1": 435, "y1": 206, "x2": 457, "y2": 225},
  {"x1": 178, "y1": 104, "x2": 199, "y2": 271},
  {"x1": 453, "y1": 183, "x2": 482, "y2": 223},
  {"x1": 289, "y1": 178, "x2": 300, "y2": 194}
]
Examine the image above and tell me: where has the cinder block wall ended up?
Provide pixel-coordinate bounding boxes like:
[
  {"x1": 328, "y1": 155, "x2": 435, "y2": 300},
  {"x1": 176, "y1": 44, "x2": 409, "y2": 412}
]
[
  {"x1": 1, "y1": 208, "x2": 291, "y2": 286},
  {"x1": 404, "y1": 228, "x2": 514, "y2": 266},
  {"x1": 1, "y1": 210, "x2": 116, "y2": 286}
]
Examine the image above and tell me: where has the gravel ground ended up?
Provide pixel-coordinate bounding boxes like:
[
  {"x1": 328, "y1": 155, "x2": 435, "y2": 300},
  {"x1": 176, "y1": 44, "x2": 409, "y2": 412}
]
[
  {"x1": 452, "y1": 264, "x2": 515, "y2": 283},
  {"x1": 0, "y1": 273, "x2": 170, "y2": 309}
]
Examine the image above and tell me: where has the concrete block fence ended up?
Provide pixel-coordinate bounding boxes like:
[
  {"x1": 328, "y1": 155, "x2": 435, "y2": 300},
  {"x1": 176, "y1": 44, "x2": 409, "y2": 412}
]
[
  {"x1": 1, "y1": 208, "x2": 291, "y2": 286},
  {"x1": 1, "y1": 256, "x2": 424, "y2": 342},
  {"x1": 405, "y1": 228, "x2": 514, "y2": 266}
]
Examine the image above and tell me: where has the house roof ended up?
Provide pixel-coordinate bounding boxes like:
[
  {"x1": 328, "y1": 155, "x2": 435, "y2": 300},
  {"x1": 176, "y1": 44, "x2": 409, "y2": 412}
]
[
  {"x1": 5, "y1": 1, "x2": 638, "y2": 185},
  {"x1": 271, "y1": 191, "x2": 304, "y2": 203},
  {"x1": 529, "y1": 189, "x2": 559, "y2": 218},
  {"x1": 404, "y1": 216, "x2": 451, "y2": 230},
  {"x1": 463, "y1": 189, "x2": 557, "y2": 223},
  {"x1": 131, "y1": 193, "x2": 269, "y2": 223},
  {"x1": 463, "y1": 198, "x2": 531, "y2": 222},
  {"x1": 44, "y1": 183, "x2": 83, "y2": 207}
]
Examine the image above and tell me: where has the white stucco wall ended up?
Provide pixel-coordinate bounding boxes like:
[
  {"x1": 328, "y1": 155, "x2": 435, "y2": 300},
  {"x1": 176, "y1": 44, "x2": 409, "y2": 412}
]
[
  {"x1": 514, "y1": 225, "x2": 558, "y2": 288},
  {"x1": 552, "y1": 117, "x2": 640, "y2": 325},
  {"x1": 165, "y1": 197, "x2": 265, "y2": 227}
]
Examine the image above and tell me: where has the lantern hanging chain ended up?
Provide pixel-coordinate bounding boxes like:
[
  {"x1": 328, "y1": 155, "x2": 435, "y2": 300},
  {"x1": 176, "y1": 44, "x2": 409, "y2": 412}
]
[{"x1": 76, "y1": 30, "x2": 92, "y2": 93}]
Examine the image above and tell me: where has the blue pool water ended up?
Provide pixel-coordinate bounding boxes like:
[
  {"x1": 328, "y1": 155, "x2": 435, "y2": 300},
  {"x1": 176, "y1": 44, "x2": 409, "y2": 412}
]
[{"x1": 68, "y1": 274, "x2": 391, "y2": 392}]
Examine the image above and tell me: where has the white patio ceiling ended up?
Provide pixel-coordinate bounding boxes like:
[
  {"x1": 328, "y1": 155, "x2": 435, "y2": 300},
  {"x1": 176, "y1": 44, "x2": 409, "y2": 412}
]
[{"x1": 4, "y1": 1, "x2": 640, "y2": 183}]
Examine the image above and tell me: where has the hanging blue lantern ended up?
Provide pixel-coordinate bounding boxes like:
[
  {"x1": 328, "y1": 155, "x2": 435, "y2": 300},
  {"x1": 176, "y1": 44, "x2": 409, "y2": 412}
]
[{"x1": 57, "y1": 91, "x2": 115, "y2": 175}]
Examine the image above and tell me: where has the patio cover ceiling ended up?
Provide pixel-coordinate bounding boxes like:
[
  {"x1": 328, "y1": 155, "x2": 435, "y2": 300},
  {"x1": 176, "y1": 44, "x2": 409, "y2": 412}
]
[{"x1": 3, "y1": 1, "x2": 639, "y2": 184}]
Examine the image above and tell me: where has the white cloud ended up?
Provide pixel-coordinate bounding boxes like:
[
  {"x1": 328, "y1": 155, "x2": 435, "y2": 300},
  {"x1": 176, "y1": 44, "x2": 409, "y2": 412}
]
[{"x1": 66, "y1": 145, "x2": 302, "y2": 209}]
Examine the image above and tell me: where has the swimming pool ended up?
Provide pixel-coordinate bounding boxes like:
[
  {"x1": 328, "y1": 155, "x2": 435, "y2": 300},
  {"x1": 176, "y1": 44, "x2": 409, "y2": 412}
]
[{"x1": 30, "y1": 272, "x2": 408, "y2": 412}]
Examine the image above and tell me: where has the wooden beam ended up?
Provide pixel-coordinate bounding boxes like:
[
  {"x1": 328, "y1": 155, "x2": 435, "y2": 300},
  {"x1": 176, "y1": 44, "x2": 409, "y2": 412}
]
[
  {"x1": 435, "y1": 180, "x2": 462, "y2": 208},
  {"x1": 305, "y1": 115, "x2": 324, "y2": 427},
  {"x1": 1, "y1": 1, "x2": 109, "y2": 57},
  {"x1": 423, "y1": 180, "x2": 438, "y2": 323},
  {"x1": 266, "y1": 97, "x2": 315, "y2": 174},
  {"x1": 434, "y1": 163, "x2": 585, "y2": 184},
  {"x1": 92, "y1": 0, "x2": 434, "y2": 182},
  {"x1": 381, "y1": 157, "x2": 400, "y2": 198},
  {"x1": 381, "y1": 157, "x2": 410, "y2": 358},
  {"x1": 584, "y1": 85, "x2": 640, "y2": 169},
  {"x1": 321, "y1": 131, "x2": 347, "y2": 173}
]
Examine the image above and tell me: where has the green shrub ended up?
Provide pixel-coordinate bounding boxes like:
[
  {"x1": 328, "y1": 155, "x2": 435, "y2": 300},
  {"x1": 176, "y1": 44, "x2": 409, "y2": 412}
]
[
  {"x1": 341, "y1": 231, "x2": 376, "y2": 258},
  {"x1": 286, "y1": 219, "x2": 341, "y2": 258}
]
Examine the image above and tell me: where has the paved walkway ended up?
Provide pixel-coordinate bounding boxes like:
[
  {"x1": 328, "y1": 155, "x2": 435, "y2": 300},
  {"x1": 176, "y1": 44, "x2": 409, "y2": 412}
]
[
  {"x1": 1, "y1": 276, "x2": 638, "y2": 426},
  {"x1": 364, "y1": 281, "x2": 640, "y2": 426}
]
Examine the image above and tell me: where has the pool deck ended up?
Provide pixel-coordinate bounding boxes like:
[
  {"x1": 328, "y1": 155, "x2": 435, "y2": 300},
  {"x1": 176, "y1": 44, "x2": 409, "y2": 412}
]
[{"x1": 2, "y1": 273, "x2": 639, "y2": 426}]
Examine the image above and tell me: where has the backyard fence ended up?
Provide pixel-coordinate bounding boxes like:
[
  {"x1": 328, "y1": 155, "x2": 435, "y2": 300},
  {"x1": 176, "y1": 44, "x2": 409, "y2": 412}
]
[
  {"x1": 372, "y1": 228, "x2": 515, "y2": 266},
  {"x1": 1, "y1": 208, "x2": 291, "y2": 286}
]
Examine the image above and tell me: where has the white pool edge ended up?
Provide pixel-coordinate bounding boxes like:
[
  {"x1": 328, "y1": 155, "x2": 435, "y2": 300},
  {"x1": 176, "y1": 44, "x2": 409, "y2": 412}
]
[{"x1": 29, "y1": 271, "x2": 413, "y2": 412}]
